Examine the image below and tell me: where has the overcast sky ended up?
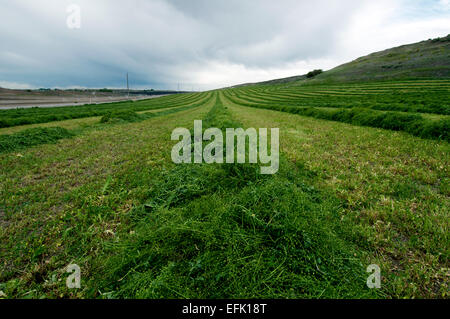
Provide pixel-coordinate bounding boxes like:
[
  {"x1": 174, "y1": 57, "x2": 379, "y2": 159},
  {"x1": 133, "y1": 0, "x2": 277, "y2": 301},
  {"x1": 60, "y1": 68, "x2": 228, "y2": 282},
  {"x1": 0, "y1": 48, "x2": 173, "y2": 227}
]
[{"x1": 0, "y1": 0, "x2": 449, "y2": 90}]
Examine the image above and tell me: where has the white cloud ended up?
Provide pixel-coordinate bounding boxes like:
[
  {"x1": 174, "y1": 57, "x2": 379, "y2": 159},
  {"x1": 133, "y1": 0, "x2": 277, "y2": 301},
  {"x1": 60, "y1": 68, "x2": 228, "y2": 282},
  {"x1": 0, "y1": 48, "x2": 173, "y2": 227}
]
[
  {"x1": 334, "y1": 0, "x2": 450, "y2": 63},
  {"x1": 0, "y1": 0, "x2": 448, "y2": 90},
  {"x1": 439, "y1": 0, "x2": 450, "y2": 10},
  {"x1": 0, "y1": 81, "x2": 35, "y2": 90}
]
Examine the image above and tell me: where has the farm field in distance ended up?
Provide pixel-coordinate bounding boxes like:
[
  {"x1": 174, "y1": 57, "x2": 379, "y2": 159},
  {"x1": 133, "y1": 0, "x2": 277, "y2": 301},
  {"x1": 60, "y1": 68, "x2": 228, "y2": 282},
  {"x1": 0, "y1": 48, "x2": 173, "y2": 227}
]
[
  {"x1": 0, "y1": 87, "x2": 179, "y2": 109},
  {"x1": 0, "y1": 77, "x2": 448, "y2": 298}
]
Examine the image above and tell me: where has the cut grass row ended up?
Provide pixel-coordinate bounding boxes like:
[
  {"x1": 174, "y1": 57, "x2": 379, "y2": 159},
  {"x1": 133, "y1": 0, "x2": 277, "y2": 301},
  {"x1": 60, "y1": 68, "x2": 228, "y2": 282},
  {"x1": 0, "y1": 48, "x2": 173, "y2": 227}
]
[
  {"x1": 0, "y1": 92, "x2": 380, "y2": 299},
  {"x1": 222, "y1": 93, "x2": 449, "y2": 298},
  {"x1": 0, "y1": 104, "x2": 195, "y2": 135},
  {"x1": 0, "y1": 92, "x2": 211, "y2": 128},
  {"x1": 0, "y1": 86, "x2": 448, "y2": 298},
  {"x1": 0, "y1": 94, "x2": 214, "y2": 154},
  {"x1": 0, "y1": 127, "x2": 74, "y2": 154},
  {"x1": 223, "y1": 90, "x2": 450, "y2": 141},
  {"x1": 86, "y1": 93, "x2": 379, "y2": 298},
  {"x1": 232, "y1": 85, "x2": 450, "y2": 115},
  {"x1": 239, "y1": 80, "x2": 450, "y2": 115},
  {"x1": 0, "y1": 97, "x2": 216, "y2": 298}
]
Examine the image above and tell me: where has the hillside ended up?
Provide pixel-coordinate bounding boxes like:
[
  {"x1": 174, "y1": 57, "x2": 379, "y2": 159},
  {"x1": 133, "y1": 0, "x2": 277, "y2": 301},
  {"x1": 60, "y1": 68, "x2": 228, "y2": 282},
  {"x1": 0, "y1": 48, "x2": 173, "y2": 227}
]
[{"x1": 252, "y1": 34, "x2": 450, "y2": 86}]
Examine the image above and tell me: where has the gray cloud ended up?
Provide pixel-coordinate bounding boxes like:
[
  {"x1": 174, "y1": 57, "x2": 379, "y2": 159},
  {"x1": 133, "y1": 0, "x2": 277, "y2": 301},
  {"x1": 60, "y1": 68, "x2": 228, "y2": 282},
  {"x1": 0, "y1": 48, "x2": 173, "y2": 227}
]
[{"x1": 0, "y1": 0, "x2": 448, "y2": 90}]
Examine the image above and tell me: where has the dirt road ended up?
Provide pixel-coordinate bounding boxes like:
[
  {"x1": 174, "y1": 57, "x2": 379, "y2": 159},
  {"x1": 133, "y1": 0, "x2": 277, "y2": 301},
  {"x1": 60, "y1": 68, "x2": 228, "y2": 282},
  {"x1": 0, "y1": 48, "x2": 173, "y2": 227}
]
[{"x1": 0, "y1": 95, "x2": 168, "y2": 110}]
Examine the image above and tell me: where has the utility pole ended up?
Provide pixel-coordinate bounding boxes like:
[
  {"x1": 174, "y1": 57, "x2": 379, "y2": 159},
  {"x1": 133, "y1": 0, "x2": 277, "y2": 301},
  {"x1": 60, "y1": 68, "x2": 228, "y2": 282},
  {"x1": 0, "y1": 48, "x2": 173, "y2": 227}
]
[{"x1": 126, "y1": 72, "x2": 129, "y2": 99}]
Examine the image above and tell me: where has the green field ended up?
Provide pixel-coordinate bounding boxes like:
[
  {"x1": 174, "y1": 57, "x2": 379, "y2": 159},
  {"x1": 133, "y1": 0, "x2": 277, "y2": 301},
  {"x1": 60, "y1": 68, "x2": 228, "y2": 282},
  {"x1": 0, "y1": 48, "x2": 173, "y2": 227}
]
[
  {"x1": 225, "y1": 81, "x2": 450, "y2": 141},
  {"x1": 0, "y1": 77, "x2": 448, "y2": 299},
  {"x1": 0, "y1": 92, "x2": 210, "y2": 128}
]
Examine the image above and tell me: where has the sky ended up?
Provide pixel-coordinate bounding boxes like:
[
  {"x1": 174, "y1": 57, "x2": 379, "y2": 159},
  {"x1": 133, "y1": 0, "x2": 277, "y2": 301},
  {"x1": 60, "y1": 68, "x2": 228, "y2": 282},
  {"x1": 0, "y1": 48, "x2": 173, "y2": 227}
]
[{"x1": 0, "y1": 0, "x2": 449, "y2": 91}]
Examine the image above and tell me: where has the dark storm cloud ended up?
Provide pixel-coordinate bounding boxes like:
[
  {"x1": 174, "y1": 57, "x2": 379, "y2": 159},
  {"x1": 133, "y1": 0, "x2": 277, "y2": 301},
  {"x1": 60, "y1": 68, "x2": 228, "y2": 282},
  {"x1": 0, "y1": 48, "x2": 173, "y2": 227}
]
[{"x1": 0, "y1": 0, "x2": 448, "y2": 90}]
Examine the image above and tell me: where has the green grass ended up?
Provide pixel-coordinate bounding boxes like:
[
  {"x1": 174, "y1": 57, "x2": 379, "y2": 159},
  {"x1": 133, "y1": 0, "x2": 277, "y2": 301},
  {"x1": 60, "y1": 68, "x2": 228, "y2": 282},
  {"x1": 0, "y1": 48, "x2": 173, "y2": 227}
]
[
  {"x1": 252, "y1": 34, "x2": 450, "y2": 85},
  {"x1": 0, "y1": 127, "x2": 74, "y2": 153},
  {"x1": 85, "y1": 95, "x2": 378, "y2": 298},
  {"x1": 0, "y1": 99, "x2": 215, "y2": 299},
  {"x1": 313, "y1": 35, "x2": 450, "y2": 83},
  {"x1": 222, "y1": 96, "x2": 449, "y2": 298},
  {"x1": 0, "y1": 94, "x2": 213, "y2": 154},
  {"x1": 0, "y1": 80, "x2": 448, "y2": 299},
  {"x1": 0, "y1": 92, "x2": 210, "y2": 128},
  {"x1": 100, "y1": 111, "x2": 145, "y2": 124},
  {"x1": 223, "y1": 80, "x2": 450, "y2": 141}
]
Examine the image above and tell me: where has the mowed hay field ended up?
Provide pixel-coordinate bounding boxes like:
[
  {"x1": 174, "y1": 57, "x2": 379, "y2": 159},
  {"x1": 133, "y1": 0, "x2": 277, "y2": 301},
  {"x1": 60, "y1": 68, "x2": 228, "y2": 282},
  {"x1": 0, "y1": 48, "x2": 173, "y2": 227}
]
[{"x1": 0, "y1": 80, "x2": 448, "y2": 299}]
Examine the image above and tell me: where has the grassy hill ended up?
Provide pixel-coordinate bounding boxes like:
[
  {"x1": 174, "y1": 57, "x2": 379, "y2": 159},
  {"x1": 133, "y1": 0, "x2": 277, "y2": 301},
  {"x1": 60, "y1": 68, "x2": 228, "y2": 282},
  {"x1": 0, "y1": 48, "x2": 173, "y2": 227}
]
[{"x1": 252, "y1": 34, "x2": 450, "y2": 86}]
